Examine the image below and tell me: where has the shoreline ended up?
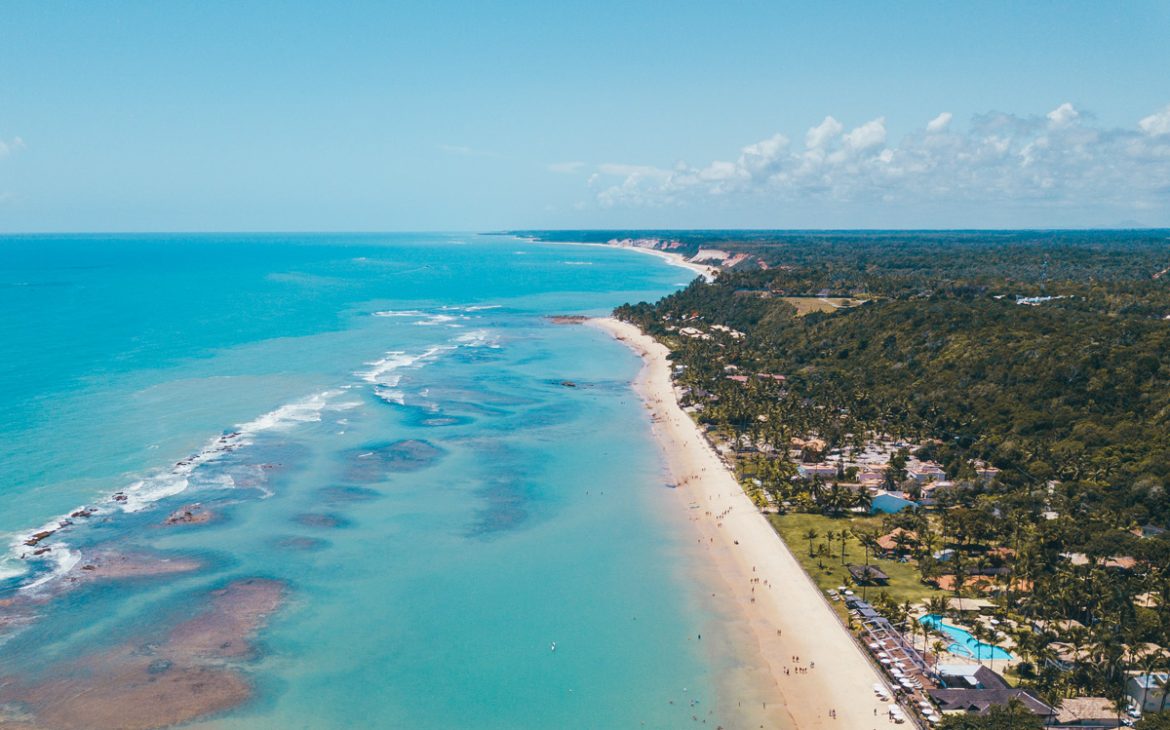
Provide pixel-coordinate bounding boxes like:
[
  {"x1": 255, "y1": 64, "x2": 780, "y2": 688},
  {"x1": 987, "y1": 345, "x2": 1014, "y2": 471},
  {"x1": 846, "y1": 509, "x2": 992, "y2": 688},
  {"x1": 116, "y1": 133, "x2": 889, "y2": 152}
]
[
  {"x1": 529, "y1": 238, "x2": 718, "y2": 283},
  {"x1": 589, "y1": 317, "x2": 893, "y2": 729}
]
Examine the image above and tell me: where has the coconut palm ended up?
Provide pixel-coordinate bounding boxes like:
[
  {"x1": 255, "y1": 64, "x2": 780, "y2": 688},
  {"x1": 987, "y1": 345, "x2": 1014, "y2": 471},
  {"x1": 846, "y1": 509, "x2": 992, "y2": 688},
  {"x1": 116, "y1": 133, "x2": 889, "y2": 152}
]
[{"x1": 803, "y1": 528, "x2": 819, "y2": 557}]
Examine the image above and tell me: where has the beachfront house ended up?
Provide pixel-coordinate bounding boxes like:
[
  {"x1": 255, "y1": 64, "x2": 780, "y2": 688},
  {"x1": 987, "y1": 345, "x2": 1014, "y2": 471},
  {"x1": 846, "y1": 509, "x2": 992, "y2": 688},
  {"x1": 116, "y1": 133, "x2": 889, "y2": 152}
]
[
  {"x1": 946, "y1": 597, "x2": 995, "y2": 614},
  {"x1": 928, "y1": 687, "x2": 1055, "y2": 722},
  {"x1": 797, "y1": 463, "x2": 839, "y2": 479},
  {"x1": 847, "y1": 563, "x2": 889, "y2": 585},
  {"x1": 1044, "y1": 643, "x2": 1091, "y2": 673},
  {"x1": 1127, "y1": 673, "x2": 1169, "y2": 713},
  {"x1": 875, "y1": 528, "x2": 917, "y2": 557},
  {"x1": 975, "y1": 465, "x2": 1001, "y2": 483},
  {"x1": 908, "y1": 462, "x2": 946, "y2": 483},
  {"x1": 1050, "y1": 697, "x2": 1123, "y2": 728},
  {"x1": 1032, "y1": 618, "x2": 1086, "y2": 635},
  {"x1": 936, "y1": 664, "x2": 1010, "y2": 690},
  {"x1": 1132, "y1": 524, "x2": 1167, "y2": 539}
]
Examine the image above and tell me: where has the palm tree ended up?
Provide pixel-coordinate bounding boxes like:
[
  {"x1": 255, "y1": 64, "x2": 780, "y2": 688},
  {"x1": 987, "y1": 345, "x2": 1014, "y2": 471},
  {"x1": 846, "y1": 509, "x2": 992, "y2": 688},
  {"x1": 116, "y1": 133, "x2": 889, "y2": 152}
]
[
  {"x1": 926, "y1": 595, "x2": 949, "y2": 620},
  {"x1": 855, "y1": 528, "x2": 880, "y2": 566},
  {"x1": 971, "y1": 623, "x2": 992, "y2": 667},
  {"x1": 854, "y1": 488, "x2": 873, "y2": 514},
  {"x1": 803, "y1": 528, "x2": 819, "y2": 557},
  {"x1": 822, "y1": 484, "x2": 852, "y2": 516},
  {"x1": 931, "y1": 639, "x2": 948, "y2": 672}
]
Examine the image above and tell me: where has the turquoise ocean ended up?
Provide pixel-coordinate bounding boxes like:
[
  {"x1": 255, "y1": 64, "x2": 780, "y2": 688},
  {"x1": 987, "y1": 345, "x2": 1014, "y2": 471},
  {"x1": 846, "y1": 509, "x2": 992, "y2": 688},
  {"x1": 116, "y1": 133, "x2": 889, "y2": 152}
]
[{"x1": 0, "y1": 234, "x2": 735, "y2": 728}]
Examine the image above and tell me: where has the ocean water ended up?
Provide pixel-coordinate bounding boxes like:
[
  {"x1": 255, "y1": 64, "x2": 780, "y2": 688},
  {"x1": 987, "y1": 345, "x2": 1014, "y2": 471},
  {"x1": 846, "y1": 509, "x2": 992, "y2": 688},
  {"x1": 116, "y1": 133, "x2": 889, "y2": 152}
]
[{"x1": 0, "y1": 234, "x2": 729, "y2": 728}]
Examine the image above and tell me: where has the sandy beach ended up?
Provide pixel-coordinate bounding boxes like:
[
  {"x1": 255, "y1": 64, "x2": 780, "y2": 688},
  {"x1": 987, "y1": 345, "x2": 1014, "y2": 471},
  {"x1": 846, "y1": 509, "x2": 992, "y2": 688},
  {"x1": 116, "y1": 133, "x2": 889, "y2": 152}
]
[
  {"x1": 590, "y1": 317, "x2": 893, "y2": 730},
  {"x1": 530, "y1": 238, "x2": 719, "y2": 283}
]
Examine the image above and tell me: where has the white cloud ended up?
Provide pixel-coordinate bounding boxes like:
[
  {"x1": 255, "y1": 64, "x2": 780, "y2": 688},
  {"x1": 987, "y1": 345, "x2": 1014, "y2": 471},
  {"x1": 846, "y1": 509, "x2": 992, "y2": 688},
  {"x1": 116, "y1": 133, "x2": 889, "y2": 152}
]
[
  {"x1": 805, "y1": 116, "x2": 844, "y2": 149},
  {"x1": 583, "y1": 104, "x2": 1170, "y2": 220},
  {"x1": 0, "y1": 136, "x2": 25, "y2": 158},
  {"x1": 926, "y1": 112, "x2": 952, "y2": 133},
  {"x1": 548, "y1": 161, "x2": 586, "y2": 174},
  {"x1": 843, "y1": 117, "x2": 886, "y2": 150},
  {"x1": 1046, "y1": 102, "x2": 1079, "y2": 127},
  {"x1": 597, "y1": 163, "x2": 670, "y2": 178},
  {"x1": 698, "y1": 160, "x2": 739, "y2": 181},
  {"x1": 1139, "y1": 105, "x2": 1170, "y2": 136}
]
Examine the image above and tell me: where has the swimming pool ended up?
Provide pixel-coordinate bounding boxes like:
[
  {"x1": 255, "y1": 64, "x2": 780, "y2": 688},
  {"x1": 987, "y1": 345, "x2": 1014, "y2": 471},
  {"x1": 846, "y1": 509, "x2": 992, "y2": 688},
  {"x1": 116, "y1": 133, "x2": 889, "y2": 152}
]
[{"x1": 919, "y1": 614, "x2": 1013, "y2": 661}]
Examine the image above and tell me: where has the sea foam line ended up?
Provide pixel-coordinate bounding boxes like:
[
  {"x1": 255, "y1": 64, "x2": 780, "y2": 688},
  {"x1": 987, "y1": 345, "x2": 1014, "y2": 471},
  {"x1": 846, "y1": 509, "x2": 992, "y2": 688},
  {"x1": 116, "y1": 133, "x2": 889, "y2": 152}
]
[{"x1": 4, "y1": 390, "x2": 349, "y2": 592}]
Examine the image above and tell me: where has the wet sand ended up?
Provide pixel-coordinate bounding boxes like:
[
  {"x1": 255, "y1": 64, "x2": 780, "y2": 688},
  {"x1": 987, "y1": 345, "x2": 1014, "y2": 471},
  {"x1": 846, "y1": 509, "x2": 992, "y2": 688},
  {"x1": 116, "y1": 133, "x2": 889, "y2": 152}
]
[{"x1": 590, "y1": 317, "x2": 890, "y2": 729}]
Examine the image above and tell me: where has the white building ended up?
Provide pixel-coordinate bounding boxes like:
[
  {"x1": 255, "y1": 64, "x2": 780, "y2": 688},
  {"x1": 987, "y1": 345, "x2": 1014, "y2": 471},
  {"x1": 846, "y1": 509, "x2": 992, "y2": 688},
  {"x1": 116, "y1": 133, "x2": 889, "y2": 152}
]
[{"x1": 1128, "y1": 673, "x2": 1169, "y2": 713}]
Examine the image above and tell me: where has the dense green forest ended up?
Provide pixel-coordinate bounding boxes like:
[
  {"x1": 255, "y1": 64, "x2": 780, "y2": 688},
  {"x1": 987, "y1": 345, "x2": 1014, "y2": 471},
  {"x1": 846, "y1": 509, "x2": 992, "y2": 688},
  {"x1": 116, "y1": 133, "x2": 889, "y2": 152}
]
[
  {"x1": 603, "y1": 231, "x2": 1170, "y2": 527},
  {"x1": 584, "y1": 230, "x2": 1170, "y2": 708}
]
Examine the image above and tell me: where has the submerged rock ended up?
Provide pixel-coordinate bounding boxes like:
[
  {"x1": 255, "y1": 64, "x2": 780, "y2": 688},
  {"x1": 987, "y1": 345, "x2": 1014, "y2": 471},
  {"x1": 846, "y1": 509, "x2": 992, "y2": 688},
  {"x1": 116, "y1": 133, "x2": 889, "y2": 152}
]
[
  {"x1": 163, "y1": 503, "x2": 215, "y2": 526},
  {"x1": 317, "y1": 485, "x2": 380, "y2": 504},
  {"x1": 293, "y1": 512, "x2": 351, "y2": 529},
  {"x1": 0, "y1": 578, "x2": 286, "y2": 730},
  {"x1": 342, "y1": 439, "x2": 445, "y2": 482},
  {"x1": 272, "y1": 535, "x2": 330, "y2": 552}
]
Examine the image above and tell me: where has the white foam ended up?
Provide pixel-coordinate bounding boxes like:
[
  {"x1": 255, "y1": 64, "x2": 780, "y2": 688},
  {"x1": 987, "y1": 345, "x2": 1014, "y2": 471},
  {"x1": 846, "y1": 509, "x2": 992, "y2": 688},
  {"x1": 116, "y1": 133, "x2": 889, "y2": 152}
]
[
  {"x1": 235, "y1": 390, "x2": 339, "y2": 434},
  {"x1": 121, "y1": 474, "x2": 192, "y2": 513},
  {"x1": 455, "y1": 329, "x2": 502, "y2": 348},
  {"x1": 19, "y1": 544, "x2": 82, "y2": 593},
  {"x1": 2, "y1": 390, "x2": 352, "y2": 594},
  {"x1": 439, "y1": 304, "x2": 501, "y2": 312},
  {"x1": 374, "y1": 388, "x2": 406, "y2": 406},
  {"x1": 372, "y1": 309, "x2": 427, "y2": 317},
  {"x1": 413, "y1": 314, "x2": 458, "y2": 326},
  {"x1": 359, "y1": 346, "x2": 452, "y2": 386},
  {"x1": 118, "y1": 390, "x2": 343, "y2": 513}
]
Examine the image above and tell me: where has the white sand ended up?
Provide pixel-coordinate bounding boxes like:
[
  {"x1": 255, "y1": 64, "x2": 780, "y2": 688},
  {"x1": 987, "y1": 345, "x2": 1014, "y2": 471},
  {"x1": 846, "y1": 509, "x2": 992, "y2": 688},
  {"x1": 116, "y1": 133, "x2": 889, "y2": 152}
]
[
  {"x1": 590, "y1": 317, "x2": 894, "y2": 729},
  {"x1": 533, "y1": 239, "x2": 718, "y2": 282}
]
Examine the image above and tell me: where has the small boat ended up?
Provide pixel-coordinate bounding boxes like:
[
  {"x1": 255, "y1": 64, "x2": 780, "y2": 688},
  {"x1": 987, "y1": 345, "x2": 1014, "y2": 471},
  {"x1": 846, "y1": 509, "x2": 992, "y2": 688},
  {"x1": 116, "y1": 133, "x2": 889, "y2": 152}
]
[{"x1": 550, "y1": 642, "x2": 557, "y2": 652}]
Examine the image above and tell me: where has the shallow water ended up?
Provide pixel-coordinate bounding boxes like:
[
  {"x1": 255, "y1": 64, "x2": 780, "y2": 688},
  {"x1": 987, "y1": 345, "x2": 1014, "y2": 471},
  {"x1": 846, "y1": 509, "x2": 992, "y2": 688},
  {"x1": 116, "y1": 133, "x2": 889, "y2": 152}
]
[{"x1": 0, "y1": 234, "x2": 731, "y2": 728}]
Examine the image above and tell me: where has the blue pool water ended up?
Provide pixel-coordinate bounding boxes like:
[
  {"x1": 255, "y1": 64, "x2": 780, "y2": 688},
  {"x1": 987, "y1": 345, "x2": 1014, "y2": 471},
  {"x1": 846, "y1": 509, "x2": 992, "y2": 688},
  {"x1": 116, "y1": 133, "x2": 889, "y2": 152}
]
[
  {"x1": 920, "y1": 614, "x2": 1013, "y2": 661},
  {"x1": 0, "y1": 233, "x2": 757, "y2": 729}
]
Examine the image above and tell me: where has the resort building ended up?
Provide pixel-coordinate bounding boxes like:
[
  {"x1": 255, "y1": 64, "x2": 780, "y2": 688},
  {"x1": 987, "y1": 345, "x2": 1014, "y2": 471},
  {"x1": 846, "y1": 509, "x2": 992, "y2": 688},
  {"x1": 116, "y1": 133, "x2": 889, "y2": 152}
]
[
  {"x1": 928, "y1": 687, "x2": 1055, "y2": 722},
  {"x1": 875, "y1": 528, "x2": 917, "y2": 556},
  {"x1": 1127, "y1": 673, "x2": 1169, "y2": 713},
  {"x1": 1051, "y1": 697, "x2": 1123, "y2": 728},
  {"x1": 846, "y1": 563, "x2": 889, "y2": 585},
  {"x1": 936, "y1": 664, "x2": 1010, "y2": 690},
  {"x1": 907, "y1": 461, "x2": 946, "y2": 483},
  {"x1": 974, "y1": 464, "x2": 1001, "y2": 483},
  {"x1": 796, "y1": 463, "x2": 840, "y2": 479}
]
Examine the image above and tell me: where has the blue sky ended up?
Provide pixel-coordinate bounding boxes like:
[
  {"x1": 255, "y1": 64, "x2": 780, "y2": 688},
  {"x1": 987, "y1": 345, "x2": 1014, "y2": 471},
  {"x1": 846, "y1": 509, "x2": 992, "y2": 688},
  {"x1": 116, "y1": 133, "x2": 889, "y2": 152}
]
[{"x1": 1, "y1": 1, "x2": 1169, "y2": 231}]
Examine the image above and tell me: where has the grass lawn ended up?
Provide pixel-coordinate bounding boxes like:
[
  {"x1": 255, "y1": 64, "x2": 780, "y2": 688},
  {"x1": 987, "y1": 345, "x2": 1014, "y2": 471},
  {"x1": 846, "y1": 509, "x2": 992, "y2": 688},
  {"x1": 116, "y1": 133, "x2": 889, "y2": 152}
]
[
  {"x1": 781, "y1": 296, "x2": 860, "y2": 315},
  {"x1": 767, "y1": 512, "x2": 946, "y2": 616}
]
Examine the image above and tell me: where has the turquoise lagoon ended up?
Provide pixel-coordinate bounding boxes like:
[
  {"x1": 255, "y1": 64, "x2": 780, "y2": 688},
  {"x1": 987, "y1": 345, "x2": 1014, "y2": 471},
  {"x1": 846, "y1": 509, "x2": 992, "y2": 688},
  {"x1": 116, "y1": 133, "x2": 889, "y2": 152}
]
[{"x1": 0, "y1": 234, "x2": 738, "y2": 728}]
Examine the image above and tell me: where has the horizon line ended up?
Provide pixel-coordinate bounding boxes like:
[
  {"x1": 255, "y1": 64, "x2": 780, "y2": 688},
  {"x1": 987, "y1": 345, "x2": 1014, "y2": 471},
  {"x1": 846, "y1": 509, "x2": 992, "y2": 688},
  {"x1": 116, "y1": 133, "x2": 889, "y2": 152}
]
[{"x1": 1, "y1": 227, "x2": 1169, "y2": 236}]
